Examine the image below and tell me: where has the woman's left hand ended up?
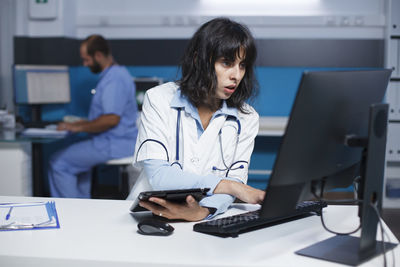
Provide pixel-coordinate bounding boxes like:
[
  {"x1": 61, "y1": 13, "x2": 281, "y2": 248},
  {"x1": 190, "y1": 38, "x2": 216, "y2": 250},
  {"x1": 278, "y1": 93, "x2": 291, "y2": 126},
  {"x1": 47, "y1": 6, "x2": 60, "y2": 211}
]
[
  {"x1": 139, "y1": 195, "x2": 210, "y2": 222},
  {"x1": 233, "y1": 183, "x2": 265, "y2": 204},
  {"x1": 214, "y1": 180, "x2": 265, "y2": 204}
]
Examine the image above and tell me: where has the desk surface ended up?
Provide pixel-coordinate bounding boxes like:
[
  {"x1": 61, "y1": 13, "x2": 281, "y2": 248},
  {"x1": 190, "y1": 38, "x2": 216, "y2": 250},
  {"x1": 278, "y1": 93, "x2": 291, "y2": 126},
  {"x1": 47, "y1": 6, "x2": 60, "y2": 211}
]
[
  {"x1": 0, "y1": 129, "x2": 65, "y2": 143},
  {"x1": 0, "y1": 196, "x2": 398, "y2": 267}
]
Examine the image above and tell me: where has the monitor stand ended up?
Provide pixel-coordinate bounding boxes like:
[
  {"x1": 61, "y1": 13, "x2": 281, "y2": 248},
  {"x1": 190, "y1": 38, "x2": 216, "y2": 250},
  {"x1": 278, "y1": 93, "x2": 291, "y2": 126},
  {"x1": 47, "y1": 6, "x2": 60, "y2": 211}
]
[
  {"x1": 296, "y1": 234, "x2": 396, "y2": 266},
  {"x1": 296, "y1": 103, "x2": 397, "y2": 266},
  {"x1": 31, "y1": 104, "x2": 42, "y2": 123},
  {"x1": 25, "y1": 104, "x2": 52, "y2": 128}
]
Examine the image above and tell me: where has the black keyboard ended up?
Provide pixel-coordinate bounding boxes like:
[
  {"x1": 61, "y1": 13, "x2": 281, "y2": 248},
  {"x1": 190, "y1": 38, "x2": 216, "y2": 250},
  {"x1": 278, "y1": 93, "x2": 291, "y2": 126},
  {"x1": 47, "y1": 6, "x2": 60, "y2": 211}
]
[{"x1": 193, "y1": 201, "x2": 327, "y2": 237}]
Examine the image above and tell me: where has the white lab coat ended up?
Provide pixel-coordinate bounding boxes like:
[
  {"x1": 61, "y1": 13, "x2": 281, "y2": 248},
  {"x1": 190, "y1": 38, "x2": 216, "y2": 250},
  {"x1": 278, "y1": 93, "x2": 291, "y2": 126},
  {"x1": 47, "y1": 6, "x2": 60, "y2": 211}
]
[{"x1": 128, "y1": 82, "x2": 259, "y2": 201}]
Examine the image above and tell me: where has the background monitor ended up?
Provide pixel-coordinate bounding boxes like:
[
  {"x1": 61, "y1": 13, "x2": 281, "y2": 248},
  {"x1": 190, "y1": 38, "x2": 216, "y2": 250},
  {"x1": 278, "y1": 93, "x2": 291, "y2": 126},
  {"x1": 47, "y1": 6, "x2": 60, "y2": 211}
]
[
  {"x1": 14, "y1": 65, "x2": 71, "y2": 104},
  {"x1": 134, "y1": 77, "x2": 163, "y2": 111}
]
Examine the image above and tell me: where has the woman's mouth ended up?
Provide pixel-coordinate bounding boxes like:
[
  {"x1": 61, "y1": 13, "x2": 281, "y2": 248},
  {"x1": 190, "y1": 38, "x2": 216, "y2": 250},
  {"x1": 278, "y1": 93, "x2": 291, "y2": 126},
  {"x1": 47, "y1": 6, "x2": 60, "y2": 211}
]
[{"x1": 224, "y1": 85, "x2": 236, "y2": 94}]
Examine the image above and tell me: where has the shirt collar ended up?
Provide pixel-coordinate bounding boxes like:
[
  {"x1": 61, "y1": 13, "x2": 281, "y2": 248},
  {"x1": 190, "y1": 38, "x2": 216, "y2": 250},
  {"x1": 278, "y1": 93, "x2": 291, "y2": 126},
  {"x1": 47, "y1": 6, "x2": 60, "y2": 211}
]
[
  {"x1": 218, "y1": 100, "x2": 239, "y2": 119},
  {"x1": 170, "y1": 89, "x2": 239, "y2": 119},
  {"x1": 99, "y1": 64, "x2": 114, "y2": 80}
]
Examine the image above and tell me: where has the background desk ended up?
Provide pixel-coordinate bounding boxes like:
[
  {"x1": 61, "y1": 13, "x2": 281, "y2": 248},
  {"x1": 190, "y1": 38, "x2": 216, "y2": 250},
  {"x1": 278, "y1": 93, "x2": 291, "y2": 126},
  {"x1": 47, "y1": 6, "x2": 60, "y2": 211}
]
[
  {"x1": 0, "y1": 196, "x2": 398, "y2": 267},
  {"x1": 0, "y1": 130, "x2": 68, "y2": 196}
]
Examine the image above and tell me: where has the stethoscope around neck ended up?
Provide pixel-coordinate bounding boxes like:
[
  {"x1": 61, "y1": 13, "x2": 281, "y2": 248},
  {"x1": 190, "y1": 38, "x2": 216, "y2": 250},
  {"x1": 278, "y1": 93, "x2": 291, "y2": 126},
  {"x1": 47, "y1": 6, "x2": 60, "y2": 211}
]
[{"x1": 136, "y1": 107, "x2": 248, "y2": 177}]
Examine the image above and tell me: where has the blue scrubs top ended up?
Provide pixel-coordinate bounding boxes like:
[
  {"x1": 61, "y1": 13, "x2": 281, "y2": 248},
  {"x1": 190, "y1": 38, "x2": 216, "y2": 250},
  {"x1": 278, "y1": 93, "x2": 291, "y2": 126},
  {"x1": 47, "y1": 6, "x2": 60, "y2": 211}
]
[{"x1": 89, "y1": 65, "x2": 138, "y2": 158}]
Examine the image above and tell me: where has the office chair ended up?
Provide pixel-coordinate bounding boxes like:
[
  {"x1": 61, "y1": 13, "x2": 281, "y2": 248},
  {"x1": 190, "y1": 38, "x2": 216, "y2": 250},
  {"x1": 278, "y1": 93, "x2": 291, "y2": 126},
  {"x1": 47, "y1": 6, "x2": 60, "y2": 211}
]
[{"x1": 91, "y1": 156, "x2": 134, "y2": 199}]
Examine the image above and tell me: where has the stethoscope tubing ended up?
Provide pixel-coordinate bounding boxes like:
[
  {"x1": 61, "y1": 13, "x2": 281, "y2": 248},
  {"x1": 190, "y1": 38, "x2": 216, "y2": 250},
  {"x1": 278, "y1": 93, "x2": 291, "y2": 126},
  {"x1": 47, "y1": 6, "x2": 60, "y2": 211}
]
[
  {"x1": 176, "y1": 108, "x2": 181, "y2": 162},
  {"x1": 136, "y1": 107, "x2": 248, "y2": 176},
  {"x1": 135, "y1": 138, "x2": 170, "y2": 162}
]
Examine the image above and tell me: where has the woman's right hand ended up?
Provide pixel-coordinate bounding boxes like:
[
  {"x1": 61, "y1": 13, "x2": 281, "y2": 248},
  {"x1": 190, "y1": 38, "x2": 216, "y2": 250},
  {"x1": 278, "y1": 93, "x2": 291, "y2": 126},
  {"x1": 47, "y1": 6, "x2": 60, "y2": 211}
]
[
  {"x1": 139, "y1": 195, "x2": 210, "y2": 222},
  {"x1": 214, "y1": 180, "x2": 265, "y2": 204}
]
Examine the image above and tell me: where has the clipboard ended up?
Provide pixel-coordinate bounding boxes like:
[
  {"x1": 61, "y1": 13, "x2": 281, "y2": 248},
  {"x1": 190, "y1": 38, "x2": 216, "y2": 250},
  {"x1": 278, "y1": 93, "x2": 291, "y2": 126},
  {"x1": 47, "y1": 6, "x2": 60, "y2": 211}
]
[{"x1": 0, "y1": 201, "x2": 60, "y2": 231}]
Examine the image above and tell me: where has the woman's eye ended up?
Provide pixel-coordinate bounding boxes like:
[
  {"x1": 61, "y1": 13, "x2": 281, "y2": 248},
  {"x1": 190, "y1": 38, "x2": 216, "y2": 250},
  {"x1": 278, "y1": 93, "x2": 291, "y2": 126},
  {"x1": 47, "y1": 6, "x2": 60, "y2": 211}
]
[
  {"x1": 239, "y1": 63, "x2": 246, "y2": 69},
  {"x1": 222, "y1": 61, "x2": 231, "y2": 67}
]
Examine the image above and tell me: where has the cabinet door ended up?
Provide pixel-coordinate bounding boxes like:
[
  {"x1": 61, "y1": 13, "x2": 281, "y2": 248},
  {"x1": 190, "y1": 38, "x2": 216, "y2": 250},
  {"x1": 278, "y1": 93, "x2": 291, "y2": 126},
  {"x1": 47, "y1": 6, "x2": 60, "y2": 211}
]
[
  {"x1": 0, "y1": 143, "x2": 32, "y2": 196},
  {"x1": 387, "y1": 82, "x2": 400, "y2": 120},
  {"x1": 392, "y1": 0, "x2": 400, "y2": 36},
  {"x1": 389, "y1": 39, "x2": 400, "y2": 78},
  {"x1": 387, "y1": 123, "x2": 400, "y2": 162}
]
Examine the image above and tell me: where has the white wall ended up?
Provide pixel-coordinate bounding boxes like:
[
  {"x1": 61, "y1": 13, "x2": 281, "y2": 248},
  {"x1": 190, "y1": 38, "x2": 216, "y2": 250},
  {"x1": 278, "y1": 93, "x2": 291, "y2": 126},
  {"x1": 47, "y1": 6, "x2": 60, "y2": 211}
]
[
  {"x1": 1, "y1": 0, "x2": 390, "y2": 112},
  {"x1": 14, "y1": 0, "x2": 388, "y2": 39},
  {"x1": 15, "y1": 0, "x2": 77, "y2": 37}
]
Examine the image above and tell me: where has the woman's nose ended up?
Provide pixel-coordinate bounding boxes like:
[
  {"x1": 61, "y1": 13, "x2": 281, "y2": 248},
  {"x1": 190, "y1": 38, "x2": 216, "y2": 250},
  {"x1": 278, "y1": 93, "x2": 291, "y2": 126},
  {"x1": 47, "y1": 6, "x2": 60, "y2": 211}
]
[{"x1": 230, "y1": 65, "x2": 241, "y2": 80}]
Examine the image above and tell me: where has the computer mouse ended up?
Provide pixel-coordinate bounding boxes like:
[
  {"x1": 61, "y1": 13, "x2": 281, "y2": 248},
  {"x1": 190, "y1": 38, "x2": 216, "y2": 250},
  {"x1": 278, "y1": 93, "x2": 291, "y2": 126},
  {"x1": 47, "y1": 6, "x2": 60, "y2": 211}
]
[{"x1": 137, "y1": 219, "x2": 174, "y2": 236}]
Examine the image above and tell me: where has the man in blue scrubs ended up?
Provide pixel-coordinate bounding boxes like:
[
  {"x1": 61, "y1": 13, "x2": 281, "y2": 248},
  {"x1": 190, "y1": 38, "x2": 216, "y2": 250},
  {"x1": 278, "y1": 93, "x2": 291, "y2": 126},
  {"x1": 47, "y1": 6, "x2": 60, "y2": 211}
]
[{"x1": 48, "y1": 35, "x2": 138, "y2": 198}]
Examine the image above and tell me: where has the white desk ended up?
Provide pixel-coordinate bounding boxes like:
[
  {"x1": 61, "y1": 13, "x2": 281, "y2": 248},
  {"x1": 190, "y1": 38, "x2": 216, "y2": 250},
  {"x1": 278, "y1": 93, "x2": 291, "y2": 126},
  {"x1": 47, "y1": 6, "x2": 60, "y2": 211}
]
[{"x1": 0, "y1": 196, "x2": 398, "y2": 267}]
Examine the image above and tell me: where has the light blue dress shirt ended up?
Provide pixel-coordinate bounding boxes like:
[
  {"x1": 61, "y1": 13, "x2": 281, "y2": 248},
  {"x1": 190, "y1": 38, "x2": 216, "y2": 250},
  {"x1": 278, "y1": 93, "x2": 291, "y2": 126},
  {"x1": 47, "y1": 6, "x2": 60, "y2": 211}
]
[{"x1": 142, "y1": 90, "x2": 243, "y2": 218}]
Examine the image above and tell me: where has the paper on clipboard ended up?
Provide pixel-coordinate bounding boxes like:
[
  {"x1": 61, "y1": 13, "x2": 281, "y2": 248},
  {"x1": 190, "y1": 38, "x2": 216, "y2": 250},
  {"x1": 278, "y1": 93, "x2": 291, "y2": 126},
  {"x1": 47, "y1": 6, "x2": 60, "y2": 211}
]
[{"x1": 0, "y1": 202, "x2": 60, "y2": 231}]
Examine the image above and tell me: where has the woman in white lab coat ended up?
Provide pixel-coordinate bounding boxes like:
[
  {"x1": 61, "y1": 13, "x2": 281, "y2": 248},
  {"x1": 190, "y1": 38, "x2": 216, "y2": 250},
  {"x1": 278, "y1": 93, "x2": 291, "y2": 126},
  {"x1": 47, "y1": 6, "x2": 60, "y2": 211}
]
[{"x1": 134, "y1": 18, "x2": 265, "y2": 221}]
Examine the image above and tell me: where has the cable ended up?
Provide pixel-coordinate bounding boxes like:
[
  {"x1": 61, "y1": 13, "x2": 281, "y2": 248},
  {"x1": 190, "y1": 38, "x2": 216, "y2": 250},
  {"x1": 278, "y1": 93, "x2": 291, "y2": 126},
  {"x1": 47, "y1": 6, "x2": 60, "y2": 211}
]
[
  {"x1": 319, "y1": 209, "x2": 361, "y2": 235},
  {"x1": 312, "y1": 176, "x2": 362, "y2": 235},
  {"x1": 311, "y1": 178, "x2": 362, "y2": 205},
  {"x1": 316, "y1": 198, "x2": 362, "y2": 205},
  {"x1": 383, "y1": 227, "x2": 396, "y2": 267},
  {"x1": 370, "y1": 202, "x2": 398, "y2": 267},
  {"x1": 371, "y1": 202, "x2": 387, "y2": 267},
  {"x1": 312, "y1": 174, "x2": 395, "y2": 266}
]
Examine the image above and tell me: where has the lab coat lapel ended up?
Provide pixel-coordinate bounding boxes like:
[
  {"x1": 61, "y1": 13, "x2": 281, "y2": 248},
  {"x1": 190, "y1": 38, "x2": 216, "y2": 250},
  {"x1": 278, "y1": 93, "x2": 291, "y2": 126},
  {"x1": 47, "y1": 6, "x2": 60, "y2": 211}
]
[
  {"x1": 198, "y1": 115, "x2": 226, "y2": 146},
  {"x1": 196, "y1": 116, "x2": 226, "y2": 170},
  {"x1": 181, "y1": 112, "x2": 198, "y2": 172},
  {"x1": 181, "y1": 114, "x2": 226, "y2": 174}
]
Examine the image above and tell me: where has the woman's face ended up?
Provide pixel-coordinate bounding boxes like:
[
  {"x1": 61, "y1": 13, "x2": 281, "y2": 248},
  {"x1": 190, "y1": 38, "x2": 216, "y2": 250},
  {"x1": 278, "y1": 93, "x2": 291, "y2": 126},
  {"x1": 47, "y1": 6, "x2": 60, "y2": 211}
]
[{"x1": 214, "y1": 49, "x2": 246, "y2": 100}]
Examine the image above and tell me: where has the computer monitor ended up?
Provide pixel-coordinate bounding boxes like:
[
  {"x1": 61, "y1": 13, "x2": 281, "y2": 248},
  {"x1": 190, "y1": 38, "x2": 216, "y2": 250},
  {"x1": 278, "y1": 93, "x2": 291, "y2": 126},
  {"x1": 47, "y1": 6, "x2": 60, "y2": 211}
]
[
  {"x1": 134, "y1": 77, "x2": 163, "y2": 111},
  {"x1": 14, "y1": 65, "x2": 71, "y2": 122},
  {"x1": 259, "y1": 69, "x2": 395, "y2": 265}
]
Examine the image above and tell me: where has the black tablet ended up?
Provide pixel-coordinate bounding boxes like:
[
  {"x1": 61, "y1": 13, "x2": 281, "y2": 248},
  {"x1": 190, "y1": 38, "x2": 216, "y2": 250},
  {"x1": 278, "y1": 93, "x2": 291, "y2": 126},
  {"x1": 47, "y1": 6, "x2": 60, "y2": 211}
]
[
  {"x1": 130, "y1": 188, "x2": 210, "y2": 212},
  {"x1": 138, "y1": 188, "x2": 210, "y2": 202}
]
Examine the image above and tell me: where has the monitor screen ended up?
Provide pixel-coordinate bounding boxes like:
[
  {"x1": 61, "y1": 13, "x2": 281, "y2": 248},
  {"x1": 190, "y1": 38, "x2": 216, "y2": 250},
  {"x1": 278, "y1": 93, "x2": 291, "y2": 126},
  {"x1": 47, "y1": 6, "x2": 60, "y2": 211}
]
[
  {"x1": 260, "y1": 69, "x2": 392, "y2": 219},
  {"x1": 134, "y1": 77, "x2": 163, "y2": 111},
  {"x1": 14, "y1": 65, "x2": 71, "y2": 104}
]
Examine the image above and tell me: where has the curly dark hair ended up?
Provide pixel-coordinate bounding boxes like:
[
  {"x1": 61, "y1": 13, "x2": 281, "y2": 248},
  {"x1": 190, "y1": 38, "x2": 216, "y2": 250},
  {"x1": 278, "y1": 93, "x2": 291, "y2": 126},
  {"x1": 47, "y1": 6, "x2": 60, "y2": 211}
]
[{"x1": 178, "y1": 17, "x2": 258, "y2": 113}]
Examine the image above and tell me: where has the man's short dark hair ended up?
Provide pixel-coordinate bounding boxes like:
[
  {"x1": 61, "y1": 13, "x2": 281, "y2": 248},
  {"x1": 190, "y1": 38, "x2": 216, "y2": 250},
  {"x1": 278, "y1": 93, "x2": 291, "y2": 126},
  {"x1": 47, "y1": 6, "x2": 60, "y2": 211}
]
[
  {"x1": 82, "y1": 34, "x2": 111, "y2": 57},
  {"x1": 178, "y1": 17, "x2": 258, "y2": 113}
]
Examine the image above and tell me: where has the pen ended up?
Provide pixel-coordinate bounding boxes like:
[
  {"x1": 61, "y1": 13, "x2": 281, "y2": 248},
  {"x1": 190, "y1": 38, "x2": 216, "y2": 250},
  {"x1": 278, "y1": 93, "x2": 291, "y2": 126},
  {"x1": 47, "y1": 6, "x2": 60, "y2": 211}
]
[{"x1": 5, "y1": 207, "x2": 13, "y2": 220}]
